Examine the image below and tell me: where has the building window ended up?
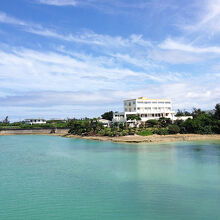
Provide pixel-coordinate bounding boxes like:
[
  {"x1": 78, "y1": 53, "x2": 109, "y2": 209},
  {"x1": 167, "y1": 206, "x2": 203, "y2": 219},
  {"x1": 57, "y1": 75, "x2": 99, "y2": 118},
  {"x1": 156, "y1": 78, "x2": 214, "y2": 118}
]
[
  {"x1": 125, "y1": 108, "x2": 127, "y2": 111},
  {"x1": 137, "y1": 107, "x2": 140, "y2": 110},
  {"x1": 133, "y1": 101, "x2": 135, "y2": 104},
  {"x1": 144, "y1": 101, "x2": 151, "y2": 104},
  {"x1": 165, "y1": 102, "x2": 171, "y2": 104},
  {"x1": 158, "y1": 102, "x2": 164, "y2": 104},
  {"x1": 152, "y1": 101, "x2": 157, "y2": 104}
]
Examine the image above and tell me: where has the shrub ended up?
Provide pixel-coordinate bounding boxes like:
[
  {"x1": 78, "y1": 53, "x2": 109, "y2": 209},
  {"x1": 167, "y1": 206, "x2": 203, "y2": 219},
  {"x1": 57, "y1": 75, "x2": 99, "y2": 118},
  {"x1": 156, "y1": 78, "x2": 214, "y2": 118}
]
[
  {"x1": 121, "y1": 130, "x2": 129, "y2": 136},
  {"x1": 138, "y1": 130, "x2": 153, "y2": 136},
  {"x1": 213, "y1": 120, "x2": 220, "y2": 134},
  {"x1": 145, "y1": 119, "x2": 158, "y2": 128},
  {"x1": 127, "y1": 114, "x2": 141, "y2": 120},
  {"x1": 159, "y1": 117, "x2": 172, "y2": 127},
  {"x1": 128, "y1": 128, "x2": 135, "y2": 135},
  {"x1": 168, "y1": 125, "x2": 180, "y2": 134},
  {"x1": 157, "y1": 128, "x2": 169, "y2": 135},
  {"x1": 198, "y1": 126, "x2": 213, "y2": 134}
]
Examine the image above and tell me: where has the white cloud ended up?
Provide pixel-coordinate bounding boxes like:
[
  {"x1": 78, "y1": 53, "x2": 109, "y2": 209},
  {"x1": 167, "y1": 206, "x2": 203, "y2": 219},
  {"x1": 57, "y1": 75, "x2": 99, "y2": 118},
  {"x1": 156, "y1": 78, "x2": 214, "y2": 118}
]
[
  {"x1": 36, "y1": 0, "x2": 77, "y2": 6},
  {"x1": 0, "y1": 11, "x2": 26, "y2": 26},
  {"x1": 180, "y1": 0, "x2": 220, "y2": 35},
  {"x1": 150, "y1": 49, "x2": 204, "y2": 64},
  {"x1": 0, "y1": 46, "x2": 168, "y2": 96},
  {"x1": 0, "y1": 11, "x2": 152, "y2": 50},
  {"x1": 0, "y1": 45, "x2": 219, "y2": 113},
  {"x1": 159, "y1": 38, "x2": 220, "y2": 54},
  {"x1": 26, "y1": 28, "x2": 152, "y2": 48}
]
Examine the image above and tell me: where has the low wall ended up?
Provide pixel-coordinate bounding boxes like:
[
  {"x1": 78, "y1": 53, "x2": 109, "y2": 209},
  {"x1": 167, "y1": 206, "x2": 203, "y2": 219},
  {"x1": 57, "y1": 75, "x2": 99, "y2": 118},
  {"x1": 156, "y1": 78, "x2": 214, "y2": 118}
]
[{"x1": 0, "y1": 128, "x2": 69, "y2": 135}]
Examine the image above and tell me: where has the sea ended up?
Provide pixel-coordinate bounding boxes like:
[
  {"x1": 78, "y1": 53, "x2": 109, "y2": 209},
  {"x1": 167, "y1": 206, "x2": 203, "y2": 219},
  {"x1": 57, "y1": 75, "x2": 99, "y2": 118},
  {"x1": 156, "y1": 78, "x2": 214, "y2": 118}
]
[{"x1": 0, "y1": 135, "x2": 220, "y2": 220}]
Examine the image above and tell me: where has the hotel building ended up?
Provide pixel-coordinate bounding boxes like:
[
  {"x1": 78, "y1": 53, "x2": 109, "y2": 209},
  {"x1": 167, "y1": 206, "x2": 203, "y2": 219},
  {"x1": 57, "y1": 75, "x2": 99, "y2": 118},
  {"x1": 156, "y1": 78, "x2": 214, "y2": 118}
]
[{"x1": 113, "y1": 97, "x2": 175, "y2": 123}]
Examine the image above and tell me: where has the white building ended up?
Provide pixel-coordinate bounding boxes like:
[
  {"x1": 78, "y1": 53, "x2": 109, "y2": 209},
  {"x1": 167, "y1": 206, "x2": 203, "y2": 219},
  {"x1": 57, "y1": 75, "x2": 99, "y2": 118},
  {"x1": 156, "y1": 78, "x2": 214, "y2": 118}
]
[
  {"x1": 113, "y1": 97, "x2": 175, "y2": 123},
  {"x1": 98, "y1": 119, "x2": 111, "y2": 127},
  {"x1": 24, "y1": 119, "x2": 46, "y2": 125}
]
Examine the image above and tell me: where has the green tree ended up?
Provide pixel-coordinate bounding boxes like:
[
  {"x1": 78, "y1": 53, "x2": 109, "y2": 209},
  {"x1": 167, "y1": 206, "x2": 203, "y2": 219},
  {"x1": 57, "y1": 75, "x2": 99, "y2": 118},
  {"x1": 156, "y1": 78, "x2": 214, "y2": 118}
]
[
  {"x1": 145, "y1": 119, "x2": 158, "y2": 128},
  {"x1": 214, "y1": 104, "x2": 220, "y2": 120},
  {"x1": 168, "y1": 124, "x2": 180, "y2": 134},
  {"x1": 101, "y1": 111, "x2": 113, "y2": 121},
  {"x1": 159, "y1": 117, "x2": 172, "y2": 127},
  {"x1": 127, "y1": 114, "x2": 141, "y2": 120},
  {"x1": 175, "y1": 110, "x2": 184, "y2": 116},
  {"x1": 192, "y1": 108, "x2": 205, "y2": 118}
]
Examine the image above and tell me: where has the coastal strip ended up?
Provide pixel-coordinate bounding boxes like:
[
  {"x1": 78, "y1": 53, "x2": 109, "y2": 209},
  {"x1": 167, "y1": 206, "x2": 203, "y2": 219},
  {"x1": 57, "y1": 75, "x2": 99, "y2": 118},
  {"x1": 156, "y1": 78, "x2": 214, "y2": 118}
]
[
  {"x1": 0, "y1": 129, "x2": 220, "y2": 143},
  {"x1": 0, "y1": 128, "x2": 69, "y2": 136},
  {"x1": 66, "y1": 134, "x2": 220, "y2": 143}
]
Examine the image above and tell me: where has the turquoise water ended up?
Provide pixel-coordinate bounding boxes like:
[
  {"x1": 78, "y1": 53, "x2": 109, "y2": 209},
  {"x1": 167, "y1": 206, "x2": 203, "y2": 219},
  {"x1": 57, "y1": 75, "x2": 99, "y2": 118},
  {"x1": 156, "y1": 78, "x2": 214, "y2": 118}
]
[{"x1": 0, "y1": 136, "x2": 220, "y2": 220}]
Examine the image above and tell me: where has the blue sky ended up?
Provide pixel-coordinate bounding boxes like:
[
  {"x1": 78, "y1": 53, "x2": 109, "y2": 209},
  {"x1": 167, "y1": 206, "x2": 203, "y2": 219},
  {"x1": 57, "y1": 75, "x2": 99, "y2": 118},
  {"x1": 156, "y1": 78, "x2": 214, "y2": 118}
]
[{"x1": 0, "y1": 0, "x2": 220, "y2": 121}]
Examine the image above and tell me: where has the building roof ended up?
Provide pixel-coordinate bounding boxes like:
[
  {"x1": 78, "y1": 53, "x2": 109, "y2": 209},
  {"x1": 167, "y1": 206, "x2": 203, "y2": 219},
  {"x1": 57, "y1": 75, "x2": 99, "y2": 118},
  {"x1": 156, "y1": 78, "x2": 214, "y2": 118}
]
[
  {"x1": 124, "y1": 97, "x2": 171, "y2": 101},
  {"x1": 98, "y1": 119, "x2": 110, "y2": 123}
]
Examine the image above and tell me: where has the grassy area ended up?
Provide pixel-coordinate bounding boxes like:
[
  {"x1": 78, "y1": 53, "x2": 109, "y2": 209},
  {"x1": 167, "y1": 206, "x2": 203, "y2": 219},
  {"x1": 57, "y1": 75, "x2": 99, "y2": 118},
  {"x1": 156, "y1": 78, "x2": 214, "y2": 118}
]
[{"x1": 0, "y1": 122, "x2": 68, "y2": 130}]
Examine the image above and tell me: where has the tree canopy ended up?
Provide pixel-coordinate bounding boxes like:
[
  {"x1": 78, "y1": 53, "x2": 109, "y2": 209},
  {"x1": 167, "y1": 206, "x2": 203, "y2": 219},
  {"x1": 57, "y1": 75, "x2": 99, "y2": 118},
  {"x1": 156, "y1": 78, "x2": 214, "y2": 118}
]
[{"x1": 101, "y1": 111, "x2": 113, "y2": 121}]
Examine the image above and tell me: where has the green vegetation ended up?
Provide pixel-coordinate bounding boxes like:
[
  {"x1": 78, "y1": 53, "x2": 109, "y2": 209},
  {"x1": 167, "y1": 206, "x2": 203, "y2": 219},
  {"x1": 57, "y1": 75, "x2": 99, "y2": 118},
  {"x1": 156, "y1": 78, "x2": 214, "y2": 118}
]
[
  {"x1": 175, "y1": 110, "x2": 192, "y2": 116},
  {"x1": 127, "y1": 114, "x2": 141, "y2": 120},
  {"x1": 68, "y1": 104, "x2": 220, "y2": 137},
  {"x1": 1, "y1": 104, "x2": 220, "y2": 137},
  {"x1": 138, "y1": 130, "x2": 153, "y2": 136},
  {"x1": 101, "y1": 111, "x2": 113, "y2": 121},
  {"x1": 0, "y1": 120, "x2": 68, "y2": 130}
]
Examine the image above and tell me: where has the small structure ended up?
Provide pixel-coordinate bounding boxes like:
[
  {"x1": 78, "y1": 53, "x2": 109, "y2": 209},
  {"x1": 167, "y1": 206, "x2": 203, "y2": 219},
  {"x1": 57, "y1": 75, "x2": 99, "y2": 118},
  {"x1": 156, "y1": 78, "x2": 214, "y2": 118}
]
[
  {"x1": 24, "y1": 119, "x2": 46, "y2": 125},
  {"x1": 98, "y1": 119, "x2": 111, "y2": 127},
  {"x1": 174, "y1": 116, "x2": 193, "y2": 121}
]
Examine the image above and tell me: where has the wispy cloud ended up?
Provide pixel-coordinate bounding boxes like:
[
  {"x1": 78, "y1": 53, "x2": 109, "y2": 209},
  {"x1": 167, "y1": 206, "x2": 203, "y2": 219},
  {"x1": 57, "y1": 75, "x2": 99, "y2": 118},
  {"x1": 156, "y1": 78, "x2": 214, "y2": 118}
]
[
  {"x1": 36, "y1": 0, "x2": 77, "y2": 6},
  {"x1": 1, "y1": 1, "x2": 220, "y2": 121},
  {"x1": 27, "y1": 28, "x2": 152, "y2": 48},
  {"x1": 159, "y1": 38, "x2": 220, "y2": 54},
  {"x1": 0, "y1": 11, "x2": 26, "y2": 26},
  {"x1": 0, "y1": 45, "x2": 168, "y2": 96},
  {"x1": 36, "y1": 0, "x2": 150, "y2": 9},
  {"x1": 180, "y1": 0, "x2": 220, "y2": 35},
  {"x1": 0, "y1": 11, "x2": 152, "y2": 50}
]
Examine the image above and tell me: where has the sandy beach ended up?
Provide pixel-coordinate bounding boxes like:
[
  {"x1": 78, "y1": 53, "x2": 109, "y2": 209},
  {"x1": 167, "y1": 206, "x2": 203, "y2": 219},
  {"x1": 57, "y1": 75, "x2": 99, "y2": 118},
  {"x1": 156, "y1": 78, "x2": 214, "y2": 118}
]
[
  {"x1": 0, "y1": 129, "x2": 220, "y2": 144},
  {"x1": 65, "y1": 134, "x2": 220, "y2": 144}
]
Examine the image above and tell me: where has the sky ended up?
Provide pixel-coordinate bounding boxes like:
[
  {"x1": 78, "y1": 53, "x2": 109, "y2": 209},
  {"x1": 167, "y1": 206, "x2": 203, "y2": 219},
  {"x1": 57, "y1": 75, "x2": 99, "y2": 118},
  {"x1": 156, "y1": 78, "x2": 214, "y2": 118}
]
[{"x1": 0, "y1": 0, "x2": 220, "y2": 121}]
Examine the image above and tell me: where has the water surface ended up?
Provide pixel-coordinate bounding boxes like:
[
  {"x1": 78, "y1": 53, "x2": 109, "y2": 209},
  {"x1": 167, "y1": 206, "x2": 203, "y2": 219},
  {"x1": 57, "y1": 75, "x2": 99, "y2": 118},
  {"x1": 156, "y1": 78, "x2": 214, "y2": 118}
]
[{"x1": 0, "y1": 135, "x2": 220, "y2": 220}]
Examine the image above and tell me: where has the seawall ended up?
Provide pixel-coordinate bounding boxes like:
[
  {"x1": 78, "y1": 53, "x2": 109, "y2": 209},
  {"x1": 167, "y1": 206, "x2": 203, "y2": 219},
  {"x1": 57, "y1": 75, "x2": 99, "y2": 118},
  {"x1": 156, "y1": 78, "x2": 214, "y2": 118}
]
[{"x1": 0, "y1": 128, "x2": 69, "y2": 135}]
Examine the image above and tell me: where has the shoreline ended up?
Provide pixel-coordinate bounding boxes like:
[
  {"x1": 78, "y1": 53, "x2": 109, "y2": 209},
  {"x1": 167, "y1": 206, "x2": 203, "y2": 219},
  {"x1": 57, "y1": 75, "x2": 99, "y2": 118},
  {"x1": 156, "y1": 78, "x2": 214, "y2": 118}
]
[
  {"x1": 65, "y1": 134, "x2": 220, "y2": 144},
  {"x1": 1, "y1": 129, "x2": 219, "y2": 143}
]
